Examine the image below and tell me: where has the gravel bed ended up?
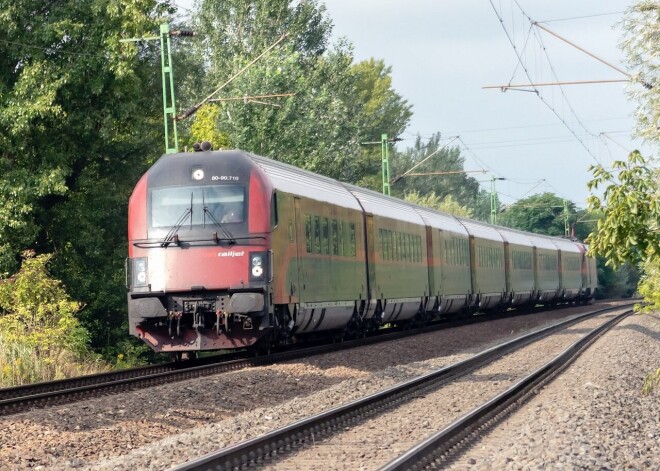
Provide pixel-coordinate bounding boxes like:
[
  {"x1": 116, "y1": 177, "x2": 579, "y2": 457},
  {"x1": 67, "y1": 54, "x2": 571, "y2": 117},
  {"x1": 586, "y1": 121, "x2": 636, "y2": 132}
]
[
  {"x1": 255, "y1": 309, "x2": 632, "y2": 470},
  {"x1": 446, "y1": 311, "x2": 660, "y2": 471},
  {"x1": 0, "y1": 301, "x2": 644, "y2": 470}
]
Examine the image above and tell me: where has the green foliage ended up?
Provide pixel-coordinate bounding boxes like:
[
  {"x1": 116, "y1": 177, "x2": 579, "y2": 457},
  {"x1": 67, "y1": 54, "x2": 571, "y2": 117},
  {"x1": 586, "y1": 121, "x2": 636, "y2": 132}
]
[
  {"x1": 498, "y1": 193, "x2": 575, "y2": 237},
  {"x1": 178, "y1": 1, "x2": 412, "y2": 184},
  {"x1": 0, "y1": 251, "x2": 111, "y2": 385},
  {"x1": 405, "y1": 192, "x2": 473, "y2": 217},
  {"x1": 636, "y1": 258, "x2": 660, "y2": 312},
  {"x1": 190, "y1": 104, "x2": 231, "y2": 149},
  {"x1": 620, "y1": 2, "x2": 660, "y2": 144},
  {"x1": 391, "y1": 133, "x2": 488, "y2": 218},
  {"x1": 595, "y1": 259, "x2": 639, "y2": 300},
  {"x1": 0, "y1": 251, "x2": 88, "y2": 354},
  {"x1": 586, "y1": 151, "x2": 660, "y2": 268},
  {"x1": 351, "y1": 59, "x2": 412, "y2": 140},
  {"x1": 0, "y1": 0, "x2": 170, "y2": 355}
]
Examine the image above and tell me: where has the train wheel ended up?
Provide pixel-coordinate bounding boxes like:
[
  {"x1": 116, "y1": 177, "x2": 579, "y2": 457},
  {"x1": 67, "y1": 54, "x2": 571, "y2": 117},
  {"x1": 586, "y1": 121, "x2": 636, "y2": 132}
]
[
  {"x1": 171, "y1": 352, "x2": 198, "y2": 362},
  {"x1": 249, "y1": 336, "x2": 272, "y2": 357}
]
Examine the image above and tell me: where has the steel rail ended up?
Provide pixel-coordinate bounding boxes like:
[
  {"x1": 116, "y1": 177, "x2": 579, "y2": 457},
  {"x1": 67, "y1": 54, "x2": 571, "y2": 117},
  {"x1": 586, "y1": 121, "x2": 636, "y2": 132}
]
[
  {"x1": 168, "y1": 304, "x2": 632, "y2": 471},
  {"x1": 0, "y1": 315, "x2": 493, "y2": 414},
  {"x1": 0, "y1": 351, "x2": 248, "y2": 402},
  {"x1": 1, "y1": 300, "x2": 610, "y2": 416},
  {"x1": 379, "y1": 309, "x2": 632, "y2": 471}
]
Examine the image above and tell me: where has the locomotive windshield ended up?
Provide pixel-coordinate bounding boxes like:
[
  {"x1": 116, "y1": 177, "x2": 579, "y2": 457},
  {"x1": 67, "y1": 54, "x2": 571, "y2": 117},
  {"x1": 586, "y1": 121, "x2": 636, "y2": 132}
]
[{"x1": 151, "y1": 185, "x2": 245, "y2": 230}]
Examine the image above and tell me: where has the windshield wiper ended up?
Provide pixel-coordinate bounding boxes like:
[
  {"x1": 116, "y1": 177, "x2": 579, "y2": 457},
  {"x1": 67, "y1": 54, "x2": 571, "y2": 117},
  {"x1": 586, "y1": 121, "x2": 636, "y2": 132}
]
[
  {"x1": 161, "y1": 195, "x2": 193, "y2": 247},
  {"x1": 203, "y1": 207, "x2": 236, "y2": 244}
]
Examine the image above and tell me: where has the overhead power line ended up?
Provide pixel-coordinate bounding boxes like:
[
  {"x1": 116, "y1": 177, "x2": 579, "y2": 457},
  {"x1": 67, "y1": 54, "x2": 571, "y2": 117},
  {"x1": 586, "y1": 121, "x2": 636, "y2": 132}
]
[
  {"x1": 538, "y1": 11, "x2": 625, "y2": 23},
  {"x1": 483, "y1": 78, "x2": 628, "y2": 90},
  {"x1": 177, "y1": 33, "x2": 289, "y2": 120},
  {"x1": 486, "y1": 0, "x2": 609, "y2": 165}
]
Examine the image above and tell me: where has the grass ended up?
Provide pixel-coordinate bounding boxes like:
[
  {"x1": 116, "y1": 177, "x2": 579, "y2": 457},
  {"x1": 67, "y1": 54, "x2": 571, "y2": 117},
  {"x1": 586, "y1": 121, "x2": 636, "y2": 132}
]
[{"x1": 0, "y1": 336, "x2": 111, "y2": 387}]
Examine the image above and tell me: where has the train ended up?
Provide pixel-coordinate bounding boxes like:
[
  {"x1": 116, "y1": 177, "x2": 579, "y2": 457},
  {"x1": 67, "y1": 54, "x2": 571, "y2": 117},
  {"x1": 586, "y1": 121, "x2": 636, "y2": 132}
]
[{"x1": 126, "y1": 148, "x2": 598, "y2": 356}]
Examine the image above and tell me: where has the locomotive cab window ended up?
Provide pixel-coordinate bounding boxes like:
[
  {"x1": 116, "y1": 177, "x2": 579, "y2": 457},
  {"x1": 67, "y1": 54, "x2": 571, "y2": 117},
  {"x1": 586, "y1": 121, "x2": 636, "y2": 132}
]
[{"x1": 150, "y1": 185, "x2": 245, "y2": 232}]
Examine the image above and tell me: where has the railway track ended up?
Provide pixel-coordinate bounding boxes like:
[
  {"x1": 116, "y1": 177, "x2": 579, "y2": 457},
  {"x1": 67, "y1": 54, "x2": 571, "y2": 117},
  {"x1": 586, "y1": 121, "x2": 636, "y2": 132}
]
[
  {"x1": 0, "y1": 301, "x2": 589, "y2": 417},
  {"x1": 167, "y1": 303, "x2": 633, "y2": 471}
]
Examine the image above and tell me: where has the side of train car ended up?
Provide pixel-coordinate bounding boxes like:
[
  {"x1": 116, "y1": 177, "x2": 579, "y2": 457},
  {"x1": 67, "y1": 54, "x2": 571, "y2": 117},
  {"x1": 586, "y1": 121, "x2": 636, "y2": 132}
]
[{"x1": 126, "y1": 149, "x2": 598, "y2": 354}]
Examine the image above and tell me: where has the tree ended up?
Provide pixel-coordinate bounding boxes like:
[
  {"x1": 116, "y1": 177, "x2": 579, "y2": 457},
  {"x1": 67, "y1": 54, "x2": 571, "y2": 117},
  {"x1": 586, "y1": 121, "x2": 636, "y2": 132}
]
[
  {"x1": 589, "y1": 1, "x2": 660, "y2": 394},
  {"x1": 178, "y1": 1, "x2": 412, "y2": 185},
  {"x1": 620, "y1": 2, "x2": 660, "y2": 144},
  {"x1": 178, "y1": 0, "x2": 356, "y2": 179},
  {"x1": 404, "y1": 192, "x2": 473, "y2": 217},
  {"x1": 391, "y1": 133, "x2": 488, "y2": 218},
  {"x1": 616, "y1": 3, "x2": 660, "y2": 314},
  {"x1": 586, "y1": 151, "x2": 660, "y2": 267},
  {"x1": 0, "y1": 0, "x2": 170, "y2": 353},
  {"x1": 350, "y1": 59, "x2": 412, "y2": 189},
  {"x1": 498, "y1": 193, "x2": 575, "y2": 237}
]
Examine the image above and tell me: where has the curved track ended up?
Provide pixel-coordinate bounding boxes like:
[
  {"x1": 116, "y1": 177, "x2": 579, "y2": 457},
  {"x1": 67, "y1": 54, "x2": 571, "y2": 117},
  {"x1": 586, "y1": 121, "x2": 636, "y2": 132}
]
[
  {"x1": 167, "y1": 303, "x2": 632, "y2": 471},
  {"x1": 0, "y1": 302, "x2": 591, "y2": 416}
]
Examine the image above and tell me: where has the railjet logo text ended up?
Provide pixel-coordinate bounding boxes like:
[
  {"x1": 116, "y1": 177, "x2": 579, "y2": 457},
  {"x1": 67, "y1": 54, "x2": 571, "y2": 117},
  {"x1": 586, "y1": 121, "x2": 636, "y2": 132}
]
[{"x1": 218, "y1": 251, "x2": 245, "y2": 257}]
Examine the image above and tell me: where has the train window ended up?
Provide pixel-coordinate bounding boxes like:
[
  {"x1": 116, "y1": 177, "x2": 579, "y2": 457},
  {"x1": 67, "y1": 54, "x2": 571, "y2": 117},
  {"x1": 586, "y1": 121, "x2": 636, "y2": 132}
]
[
  {"x1": 331, "y1": 220, "x2": 339, "y2": 255},
  {"x1": 378, "y1": 228, "x2": 383, "y2": 259},
  {"x1": 338, "y1": 221, "x2": 344, "y2": 257},
  {"x1": 404, "y1": 233, "x2": 408, "y2": 262},
  {"x1": 349, "y1": 223, "x2": 356, "y2": 257},
  {"x1": 322, "y1": 218, "x2": 329, "y2": 254},
  {"x1": 270, "y1": 192, "x2": 278, "y2": 229},
  {"x1": 413, "y1": 236, "x2": 418, "y2": 263},
  {"x1": 386, "y1": 230, "x2": 392, "y2": 260},
  {"x1": 393, "y1": 233, "x2": 398, "y2": 261},
  {"x1": 414, "y1": 236, "x2": 419, "y2": 263},
  {"x1": 305, "y1": 215, "x2": 312, "y2": 253},
  {"x1": 445, "y1": 240, "x2": 449, "y2": 265},
  {"x1": 412, "y1": 236, "x2": 417, "y2": 263},
  {"x1": 404, "y1": 234, "x2": 409, "y2": 262},
  {"x1": 313, "y1": 216, "x2": 321, "y2": 253}
]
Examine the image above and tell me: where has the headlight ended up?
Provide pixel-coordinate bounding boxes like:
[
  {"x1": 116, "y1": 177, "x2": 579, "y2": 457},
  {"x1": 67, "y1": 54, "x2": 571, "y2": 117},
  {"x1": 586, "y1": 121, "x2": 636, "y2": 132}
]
[
  {"x1": 131, "y1": 257, "x2": 148, "y2": 287},
  {"x1": 249, "y1": 251, "x2": 267, "y2": 281}
]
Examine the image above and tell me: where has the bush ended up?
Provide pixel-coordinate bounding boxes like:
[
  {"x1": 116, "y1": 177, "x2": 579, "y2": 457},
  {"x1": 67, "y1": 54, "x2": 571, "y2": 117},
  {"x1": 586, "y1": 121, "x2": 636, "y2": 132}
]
[{"x1": 0, "y1": 251, "x2": 110, "y2": 385}]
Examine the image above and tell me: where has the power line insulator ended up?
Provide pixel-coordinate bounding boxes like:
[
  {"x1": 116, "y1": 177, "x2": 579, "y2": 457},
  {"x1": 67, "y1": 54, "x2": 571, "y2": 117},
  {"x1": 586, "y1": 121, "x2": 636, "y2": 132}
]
[{"x1": 170, "y1": 30, "x2": 195, "y2": 37}]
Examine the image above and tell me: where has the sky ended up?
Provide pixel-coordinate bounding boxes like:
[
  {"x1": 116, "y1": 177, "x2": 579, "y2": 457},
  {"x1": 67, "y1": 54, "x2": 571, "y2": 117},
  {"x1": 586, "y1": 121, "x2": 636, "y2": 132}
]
[{"x1": 177, "y1": 0, "x2": 650, "y2": 208}]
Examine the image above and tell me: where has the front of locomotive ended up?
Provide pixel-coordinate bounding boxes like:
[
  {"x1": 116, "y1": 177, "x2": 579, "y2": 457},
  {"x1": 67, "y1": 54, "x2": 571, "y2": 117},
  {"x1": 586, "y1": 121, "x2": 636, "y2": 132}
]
[{"x1": 126, "y1": 149, "x2": 274, "y2": 353}]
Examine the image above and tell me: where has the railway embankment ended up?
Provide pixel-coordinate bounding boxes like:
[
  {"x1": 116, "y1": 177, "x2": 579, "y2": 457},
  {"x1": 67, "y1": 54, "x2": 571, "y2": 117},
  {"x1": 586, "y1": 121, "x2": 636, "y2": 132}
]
[{"x1": 0, "y1": 302, "x2": 656, "y2": 470}]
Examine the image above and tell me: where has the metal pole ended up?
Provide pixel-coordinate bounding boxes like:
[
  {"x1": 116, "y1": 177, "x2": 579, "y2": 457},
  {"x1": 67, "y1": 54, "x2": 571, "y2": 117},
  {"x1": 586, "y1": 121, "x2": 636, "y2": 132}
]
[
  {"x1": 381, "y1": 133, "x2": 391, "y2": 196},
  {"x1": 160, "y1": 23, "x2": 179, "y2": 154},
  {"x1": 490, "y1": 177, "x2": 505, "y2": 224},
  {"x1": 490, "y1": 177, "x2": 496, "y2": 224},
  {"x1": 563, "y1": 199, "x2": 569, "y2": 237}
]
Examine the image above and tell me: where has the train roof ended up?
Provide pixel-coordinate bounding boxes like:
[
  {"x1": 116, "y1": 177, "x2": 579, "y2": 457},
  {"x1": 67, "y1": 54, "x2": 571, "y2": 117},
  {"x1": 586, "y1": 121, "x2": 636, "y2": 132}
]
[
  {"x1": 456, "y1": 217, "x2": 504, "y2": 243},
  {"x1": 547, "y1": 236, "x2": 582, "y2": 253},
  {"x1": 495, "y1": 226, "x2": 536, "y2": 247},
  {"x1": 411, "y1": 206, "x2": 469, "y2": 237},
  {"x1": 345, "y1": 185, "x2": 426, "y2": 225},
  {"x1": 247, "y1": 152, "x2": 362, "y2": 211}
]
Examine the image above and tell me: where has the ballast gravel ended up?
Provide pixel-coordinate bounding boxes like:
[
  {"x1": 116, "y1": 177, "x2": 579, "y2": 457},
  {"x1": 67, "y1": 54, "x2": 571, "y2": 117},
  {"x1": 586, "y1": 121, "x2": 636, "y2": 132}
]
[{"x1": 0, "y1": 301, "x2": 656, "y2": 471}]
